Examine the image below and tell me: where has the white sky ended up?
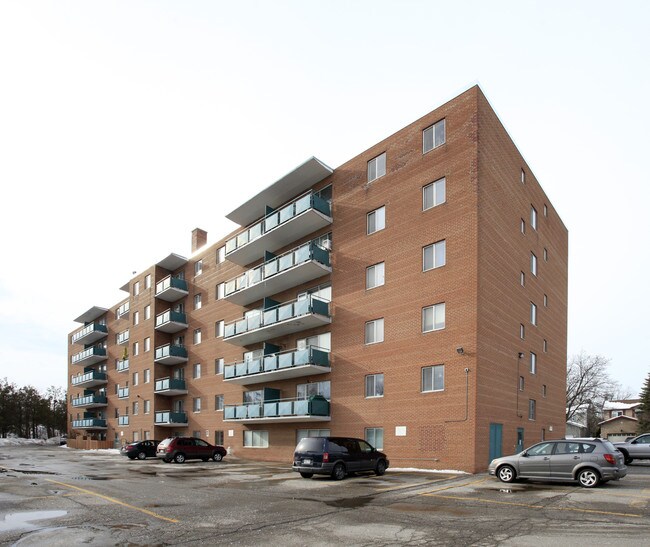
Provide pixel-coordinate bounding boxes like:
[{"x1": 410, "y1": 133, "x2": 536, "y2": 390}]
[{"x1": 0, "y1": 1, "x2": 648, "y2": 396}]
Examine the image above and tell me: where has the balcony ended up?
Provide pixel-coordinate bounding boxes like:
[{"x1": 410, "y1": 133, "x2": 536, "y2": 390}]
[
  {"x1": 223, "y1": 395, "x2": 330, "y2": 424},
  {"x1": 118, "y1": 387, "x2": 129, "y2": 399},
  {"x1": 116, "y1": 301, "x2": 130, "y2": 319},
  {"x1": 154, "y1": 344, "x2": 188, "y2": 365},
  {"x1": 224, "y1": 241, "x2": 331, "y2": 306},
  {"x1": 71, "y1": 346, "x2": 107, "y2": 366},
  {"x1": 154, "y1": 377, "x2": 188, "y2": 396},
  {"x1": 224, "y1": 347, "x2": 330, "y2": 385},
  {"x1": 225, "y1": 191, "x2": 332, "y2": 266},
  {"x1": 117, "y1": 359, "x2": 130, "y2": 372},
  {"x1": 224, "y1": 296, "x2": 331, "y2": 346},
  {"x1": 155, "y1": 276, "x2": 189, "y2": 302},
  {"x1": 118, "y1": 416, "x2": 129, "y2": 426},
  {"x1": 154, "y1": 411, "x2": 188, "y2": 427},
  {"x1": 72, "y1": 418, "x2": 107, "y2": 430},
  {"x1": 71, "y1": 323, "x2": 108, "y2": 345},
  {"x1": 71, "y1": 394, "x2": 108, "y2": 408},
  {"x1": 117, "y1": 330, "x2": 130, "y2": 345},
  {"x1": 155, "y1": 310, "x2": 188, "y2": 334},
  {"x1": 71, "y1": 371, "x2": 108, "y2": 388}
]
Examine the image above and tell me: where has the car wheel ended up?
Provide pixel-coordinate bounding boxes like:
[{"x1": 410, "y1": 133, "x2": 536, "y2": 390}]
[
  {"x1": 577, "y1": 468, "x2": 600, "y2": 488},
  {"x1": 497, "y1": 465, "x2": 516, "y2": 483},
  {"x1": 375, "y1": 459, "x2": 387, "y2": 476},
  {"x1": 212, "y1": 452, "x2": 223, "y2": 462},
  {"x1": 137, "y1": 452, "x2": 146, "y2": 460},
  {"x1": 620, "y1": 451, "x2": 633, "y2": 465},
  {"x1": 331, "y1": 462, "x2": 346, "y2": 481},
  {"x1": 300, "y1": 472, "x2": 314, "y2": 479},
  {"x1": 174, "y1": 453, "x2": 186, "y2": 464}
]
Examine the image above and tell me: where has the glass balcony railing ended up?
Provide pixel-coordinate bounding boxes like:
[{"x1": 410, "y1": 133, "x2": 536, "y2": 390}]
[
  {"x1": 71, "y1": 346, "x2": 107, "y2": 366},
  {"x1": 224, "y1": 241, "x2": 330, "y2": 302},
  {"x1": 118, "y1": 387, "x2": 129, "y2": 399},
  {"x1": 71, "y1": 371, "x2": 108, "y2": 386},
  {"x1": 154, "y1": 377, "x2": 187, "y2": 393},
  {"x1": 117, "y1": 330, "x2": 130, "y2": 345},
  {"x1": 118, "y1": 416, "x2": 129, "y2": 426},
  {"x1": 72, "y1": 418, "x2": 107, "y2": 429},
  {"x1": 71, "y1": 394, "x2": 108, "y2": 407},
  {"x1": 224, "y1": 395, "x2": 330, "y2": 421},
  {"x1": 155, "y1": 276, "x2": 189, "y2": 302},
  {"x1": 225, "y1": 191, "x2": 332, "y2": 260},
  {"x1": 155, "y1": 310, "x2": 188, "y2": 333},
  {"x1": 224, "y1": 347, "x2": 330, "y2": 381},
  {"x1": 154, "y1": 344, "x2": 188, "y2": 364},
  {"x1": 71, "y1": 323, "x2": 108, "y2": 345},
  {"x1": 154, "y1": 411, "x2": 188, "y2": 425},
  {"x1": 117, "y1": 359, "x2": 129, "y2": 372}
]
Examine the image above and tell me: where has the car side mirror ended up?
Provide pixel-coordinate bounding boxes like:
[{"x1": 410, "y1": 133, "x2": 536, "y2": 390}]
[{"x1": 522, "y1": 451, "x2": 528, "y2": 457}]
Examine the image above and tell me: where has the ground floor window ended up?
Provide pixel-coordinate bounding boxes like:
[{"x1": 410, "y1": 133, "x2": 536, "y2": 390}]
[
  {"x1": 365, "y1": 427, "x2": 384, "y2": 450},
  {"x1": 133, "y1": 431, "x2": 139, "y2": 442},
  {"x1": 244, "y1": 430, "x2": 269, "y2": 448},
  {"x1": 296, "y1": 428, "x2": 330, "y2": 443},
  {"x1": 215, "y1": 430, "x2": 224, "y2": 446}
]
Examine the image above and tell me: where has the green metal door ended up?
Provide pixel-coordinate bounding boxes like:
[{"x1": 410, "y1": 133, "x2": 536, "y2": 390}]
[{"x1": 489, "y1": 423, "x2": 503, "y2": 463}]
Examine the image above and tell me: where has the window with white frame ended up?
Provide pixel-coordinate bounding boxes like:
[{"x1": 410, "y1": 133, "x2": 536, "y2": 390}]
[
  {"x1": 244, "y1": 430, "x2": 269, "y2": 448},
  {"x1": 217, "y1": 283, "x2": 225, "y2": 300},
  {"x1": 144, "y1": 368, "x2": 150, "y2": 383},
  {"x1": 193, "y1": 328, "x2": 202, "y2": 345},
  {"x1": 144, "y1": 337, "x2": 150, "y2": 352},
  {"x1": 422, "y1": 365, "x2": 444, "y2": 392},
  {"x1": 531, "y1": 206, "x2": 538, "y2": 230},
  {"x1": 543, "y1": 204, "x2": 548, "y2": 217},
  {"x1": 133, "y1": 401, "x2": 139, "y2": 415},
  {"x1": 367, "y1": 152, "x2": 386, "y2": 183},
  {"x1": 529, "y1": 399, "x2": 536, "y2": 420},
  {"x1": 366, "y1": 262, "x2": 385, "y2": 289},
  {"x1": 217, "y1": 246, "x2": 225, "y2": 264},
  {"x1": 520, "y1": 271, "x2": 525, "y2": 287},
  {"x1": 365, "y1": 427, "x2": 384, "y2": 450},
  {"x1": 530, "y1": 352, "x2": 537, "y2": 374},
  {"x1": 365, "y1": 374, "x2": 384, "y2": 398},
  {"x1": 144, "y1": 305, "x2": 150, "y2": 320},
  {"x1": 365, "y1": 318, "x2": 384, "y2": 344},
  {"x1": 193, "y1": 363, "x2": 201, "y2": 379},
  {"x1": 133, "y1": 372, "x2": 139, "y2": 386},
  {"x1": 215, "y1": 430, "x2": 224, "y2": 445},
  {"x1": 133, "y1": 281, "x2": 140, "y2": 296},
  {"x1": 531, "y1": 252, "x2": 537, "y2": 276},
  {"x1": 144, "y1": 399, "x2": 150, "y2": 414},
  {"x1": 367, "y1": 206, "x2": 386, "y2": 235},
  {"x1": 194, "y1": 294, "x2": 202, "y2": 310},
  {"x1": 215, "y1": 394, "x2": 224, "y2": 411},
  {"x1": 423, "y1": 177, "x2": 446, "y2": 210},
  {"x1": 215, "y1": 320, "x2": 224, "y2": 338},
  {"x1": 521, "y1": 219, "x2": 526, "y2": 234},
  {"x1": 520, "y1": 324, "x2": 525, "y2": 340},
  {"x1": 531, "y1": 302, "x2": 537, "y2": 325},
  {"x1": 132, "y1": 341, "x2": 139, "y2": 356},
  {"x1": 423, "y1": 240, "x2": 446, "y2": 271},
  {"x1": 133, "y1": 311, "x2": 139, "y2": 326},
  {"x1": 215, "y1": 358, "x2": 224, "y2": 375},
  {"x1": 423, "y1": 119, "x2": 446, "y2": 153},
  {"x1": 422, "y1": 303, "x2": 445, "y2": 332},
  {"x1": 193, "y1": 397, "x2": 201, "y2": 412},
  {"x1": 296, "y1": 429, "x2": 331, "y2": 443},
  {"x1": 144, "y1": 274, "x2": 151, "y2": 289},
  {"x1": 194, "y1": 259, "x2": 203, "y2": 276},
  {"x1": 521, "y1": 169, "x2": 526, "y2": 183}
]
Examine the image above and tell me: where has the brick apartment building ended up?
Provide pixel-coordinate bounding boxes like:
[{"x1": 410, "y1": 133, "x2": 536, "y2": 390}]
[{"x1": 67, "y1": 86, "x2": 568, "y2": 473}]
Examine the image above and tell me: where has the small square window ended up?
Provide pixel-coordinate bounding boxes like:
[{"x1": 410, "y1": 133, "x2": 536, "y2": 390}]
[
  {"x1": 423, "y1": 177, "x2": 446, "y2": 210},
  {"x1": 367, "y1": 206, "x2": 386, "y2": 235},
  {"x1": 365, "y1": 318, "x2": 384, "y2": 344},
  {"x1": 422, "y1": 364, "x2": 445, "y2": 392},
  {"x1": 422, "y1": 303, "x2": 445, "y2": 332},
  {"x1": 366, "y1": 262, "x2": 385, "y2": 289},
  {"x1": 423, "y1": 119, "x2": 446, "y2": 153},
  {"x1": 367, "y1": 152, "x2": 386, "y2": 183},
  {"x1": 423, "y1": 240, "x2": 446, "y2": 271},
  {"x1": 365, "y1": 374, "x2": 384, "y2": 398}
]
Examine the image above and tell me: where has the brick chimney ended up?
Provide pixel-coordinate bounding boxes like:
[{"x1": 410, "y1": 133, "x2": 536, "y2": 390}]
[{"x1": 191, "y1": 228, "x2": 208, "y2": 253}]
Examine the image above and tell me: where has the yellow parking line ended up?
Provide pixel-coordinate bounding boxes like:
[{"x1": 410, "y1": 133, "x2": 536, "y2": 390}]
[
  {"x1": 45, "y1": 479, "x2": 178, "y2": 523},
  {"x1": 423, "y1": 493, "x2": 641, "y2": 519}
]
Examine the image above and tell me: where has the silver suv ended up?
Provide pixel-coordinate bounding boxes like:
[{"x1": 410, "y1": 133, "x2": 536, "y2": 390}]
[
  {"x1": 488, "y1": 438, "x2": 626, "y2": 488},
  {"x1": 613, "y1": 433, "x2": 650, "y2": 464}
]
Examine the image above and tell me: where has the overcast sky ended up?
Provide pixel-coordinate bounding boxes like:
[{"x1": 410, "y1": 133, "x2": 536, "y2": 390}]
[{"x1": 0, "y1": 1, "x2": 648, "y2": 396}]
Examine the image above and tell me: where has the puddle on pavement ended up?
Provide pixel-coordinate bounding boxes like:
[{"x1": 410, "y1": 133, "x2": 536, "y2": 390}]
[
  {"x1": 323, "y1": 496, "x2": 374, "y2": 509},
  {"x1": 71, "y1": 475, "x2": 110, "y2": 481},
  {"x1": 0, "y1": 510, "x2": 67, "y2": 533}
]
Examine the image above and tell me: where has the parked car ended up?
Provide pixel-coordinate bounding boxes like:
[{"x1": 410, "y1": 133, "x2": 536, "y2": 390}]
[
  {"x1": 156, "y1": 437, "x2": 227, "y2": 463},
  {"x1": 121, "y1": 440, "x2": 161, "y2": 460},
  {"x1": 488, "y1": 438, "x2": 626, "y2": 488},
  {"x1": 614, "y1": 433, "x2": 650, "y2": 464},
  {"x1": 292, "y1": 436, "x2": 389, "y2": 480}
]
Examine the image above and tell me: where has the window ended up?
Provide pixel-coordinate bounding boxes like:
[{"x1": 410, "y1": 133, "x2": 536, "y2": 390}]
[
  {"x1": 144, "y1": 369, "x2": 150, "y2": 384},
  {"x1": 133, "y1": 401, "x2": 139, "y2": 415},
  {"x1": 531, "y1": 252, "x2": 537, "y2": 276},
  {"x1": 192, "y1": 431, "x2": 201, "y2": 439},
  {"x1": 194, "y1": 259, "x2": 203, "y2": 276},
  {"x1": 367, "y1": 206, "x2": 386, "y2": 235},
  {"x1": 193, "y1": 329, "x2": 202, "y2": 345},
  {"x1": 132, "y1": 341, "x2": 139, "y2": 356},
  {"x1": 217, "y1": 283, "x2": 225, "y2": 300},
  {"x1": 215, "y1": 394, "x2": 224, "y2": 411},
  {"x1": 244, "y1": 430, "x2": 269, "y2": 448},
  {"x1": 193, "y1": 397, "x2": 201, "y2": 412},
  {"x1": 144, "y1": 400, "x2": 150, "y2": 414},
  {"x1": 543, "y1": 204, "x2": 548, "y2": 217},
  {"x1": 193, "y1": 363, "x2": 201, "y2": 379},
  {"x1": 133, "y1": 431, "x2": 139, "y2": 442},
  {"x1": 144, "y1": 430, "x2": 151, "y2": 440},
  {"x1": 519, "y1": 376, "x2": 525, "y2": 391},
  {"x1": 366, "y1": 262, "x2": 385, "y2": 289},
  {"x1": 297, "y1": 332, "x2": 331, "y2": 352},
  {"x1": 365, "y1": 428, "x2": 384, "y2": 450},
  {"x1": 520, "y1": 219, "x2": 526, "y2": 234},
  {"x1": 367, "y1": 152, "x2": 386, "y2": 183},
  {"x1": 194, "y1": 294, "x2": 202, "y2": 310},
  {"x1": 365, "y1": 318, "x2": 384, "y2": 344},
  {"x1": 133, "y1": 311, "x2": 139, "y2": 326},
  {"x1": 144, "y1": 274, "x2": 151, "y2": 289},
  {"x1": 422, "y1": 303, "x2": 445, "y2": 332},
  {"x1": 423, "y1": 119, "x2": 446, "y2": 153},
  {"x1": 543, "y1": 248, "x2": 548, "y2": 261},
  {"x1": 215, "y1": 358, "x2": 224, "y2": 375},
  {"x1": 520, "y1": 271, "x2": 525, "y2": 287},
  {"x1": 297, "y1": 429, "x2": 331, "y2": 443},
  {"x1": 423, "y1": 177, "x2": 446, "y2": 210},
  {"x1": 133, "y1": 281, "x2": 140, "y2": 296},
  {"x1": 132, "y1": 372, "x2": 139, "y2": 386},
  {"x1": 531, "y1": 206, "x2": 538, "y2": 230},
  {"x1": 529, "y1": 399, "x2": 536, "y2": 420},
  {"x1": 520, "y1": 324, "x2": 525, "y2": 340},
  {"x1": 521, "y1": 169, "x2": 525, "y2": 183},
  {"x1": 215, "y1": 320, "x2": 224, "y2": 338},
  {"x1": 217, "y1": 246, "x2": 225, "y2": 264},
  {"x1": 543, "y1": 339, "x2": 548, "y2": 353},
  {"x1": 531, "y1": 302, "x2": 537, "y2": 325},
  {"x1": 543, "y1": 294, "x2": 548, "y2": 307},
  {"x1": 297, "y1": 381, "x2": 330, "y2": 399},
  {"x1": 144, "y1": 305, "x2": 150, "y2": 320},
  {"x1": 423, "y1": 240, "x2": 446, "y2": 271},
  {"x1": 422, "y1": 365, "x2": 445, "y2": 392},
  {"x1": 365, "y1": 374, "x2": 384, "y2": 398},
  {"x1": 215, "y1": 430, "x2": 224, "y2": 445},
  {"x1": 530, "y1": 352, "x2": 537, "y2": 374},
  {"x1": 144, "y1": 337, "x2": 150, "y2": 352},
  {"x1": 542, "y1": 385, "x2": 547, "y2": 398}
]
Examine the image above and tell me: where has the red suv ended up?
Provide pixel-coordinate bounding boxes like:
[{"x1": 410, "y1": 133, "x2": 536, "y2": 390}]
[{"x1": 156, "y1": 437, "x2": 227, "y2": 463}]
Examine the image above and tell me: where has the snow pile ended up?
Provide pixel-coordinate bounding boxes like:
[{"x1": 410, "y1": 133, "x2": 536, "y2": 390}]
[
  {"x1": 0, "y1": 437, "x2": 62, "y2": 447},
  {"x1": 390, "y1": 467, "x2": 469, "y2": 474}
]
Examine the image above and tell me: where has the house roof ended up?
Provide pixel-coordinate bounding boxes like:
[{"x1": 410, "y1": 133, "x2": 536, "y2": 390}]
[
  {"x1": 603, "y1": 400, "x2": 641, "y2": 411},
  {"x1": 598, "y1": 414, "x2": 639, "y2": 426}
]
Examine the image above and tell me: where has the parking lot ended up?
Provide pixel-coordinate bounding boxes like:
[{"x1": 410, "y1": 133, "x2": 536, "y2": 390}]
[{"x1": 1, "y1": 445, "x2": 650, "y2": 545}]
